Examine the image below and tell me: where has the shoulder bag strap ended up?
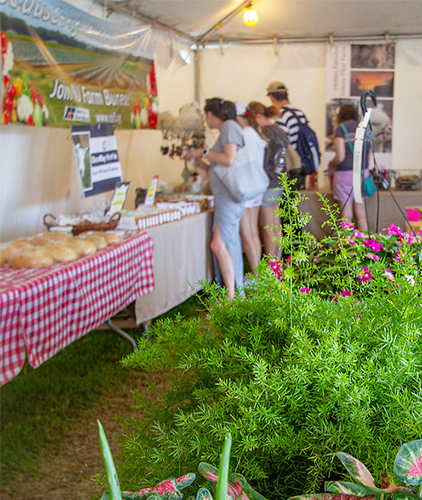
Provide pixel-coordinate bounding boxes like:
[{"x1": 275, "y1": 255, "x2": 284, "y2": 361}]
[{"x1": 340, "y1": 123, "x2": 354, "y2": 154}]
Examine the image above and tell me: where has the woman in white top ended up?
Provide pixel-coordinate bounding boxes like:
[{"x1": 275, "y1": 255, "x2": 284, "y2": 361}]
[{"x1": 235, "y1": 102, "x2": 267, "y2": 275}]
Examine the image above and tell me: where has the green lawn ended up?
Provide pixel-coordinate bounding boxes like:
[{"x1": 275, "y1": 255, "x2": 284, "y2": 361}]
[{"x1": 0, "y1": 293, "x2": 205, "y2": 485}]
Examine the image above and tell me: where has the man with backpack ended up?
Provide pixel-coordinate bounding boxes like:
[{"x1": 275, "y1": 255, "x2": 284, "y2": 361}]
[{"x1": 266, "y1": 81, "x2": 320, "y2": 189}]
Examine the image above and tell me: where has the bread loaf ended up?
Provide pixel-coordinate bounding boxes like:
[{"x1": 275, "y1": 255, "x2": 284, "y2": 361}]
[
  {"x1": 95, "y1": 231, "x2": 122, "y2": 245},
  {"x1": 0, "y1": 241, "x2": 32, "y2": 266},
  {"x1": 42, "y1": 243, "x2": 78, "y2": 263},
  {"x1": 8, "y1": 248, "x2": 54, "y2": 269},
  {"x1": 40, "y1": 232, "x2": 72, "y2": 242},
  {"x1": 78, "y1": 232, "x2": 108, "y2": 250},
  {"x1": 64, "y1": 238, "x2": 97, "y2": 256}
]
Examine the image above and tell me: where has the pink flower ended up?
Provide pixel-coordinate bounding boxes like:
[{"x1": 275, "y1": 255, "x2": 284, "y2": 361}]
[
  {"x1": 299, "y1": 287, "x2": 310, "y2": 294},
  {"x1": 268, "y1": 259, "x2": 283, "y2": 280},
  {"x1": 358, "y1": 266, "x2": 374, "y2": 284},
  {"x1": 385, "y1": 224, "x2": 404, "y2": 238},
  {"x1": 353, "y1": 230, "x2": 365, "y2": 239},
  {"x1": 393, "y1": 250, "x2": 405, "y2": 263},
  {"x1": 405, "y1": 234, "x2": 416, "y2": 245},
  {"x1": 340, "y1": 221, "x2": 354, "y2": 229},
  {"x1": 383, "y1": 267, "x2": 394, "y2": 282},
  {"x1": 342, "y1": 290, "x2": 353, "y2": 297},
  {"x1": 364, "y1": 238, "x2": 384, "y2": 252},
  {"x1": 366, "y1": 252, "x2": 380, "y2": 261}
]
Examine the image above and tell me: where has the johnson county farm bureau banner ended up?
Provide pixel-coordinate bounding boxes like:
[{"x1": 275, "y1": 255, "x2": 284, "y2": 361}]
[{"x1": 0, "y1": 0, "x2": 158, "y2": 129}]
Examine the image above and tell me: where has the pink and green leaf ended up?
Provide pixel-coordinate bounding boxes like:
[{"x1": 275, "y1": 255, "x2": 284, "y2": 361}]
[
  {"x1": 196, "y1": 488, "x2": 214, "y2": 500},
  {"x1": 336, "y1": 453, "x2": 377, "y2": 488},
  {"x1": 394, "y1": 440, "x2": 422, "y2": 487},
  {"x1": 392, "y1": 494, "x2": 422, "y2": 500},
  {"x1": 325, "y1": 480, "x2": 373, "y2": 497},
  {"x1": 287, "y1": 494, "x2": 371, "y2": 500}
]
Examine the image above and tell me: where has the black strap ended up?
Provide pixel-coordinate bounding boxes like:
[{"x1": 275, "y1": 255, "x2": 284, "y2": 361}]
[{"x1": 283, "y1": 106, "x2": 308, "y2": 124}]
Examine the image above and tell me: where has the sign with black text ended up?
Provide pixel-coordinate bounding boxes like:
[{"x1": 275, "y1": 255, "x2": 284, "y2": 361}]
[{"x1": 71, "y1": 124, "x2": 122, "y2": 198}]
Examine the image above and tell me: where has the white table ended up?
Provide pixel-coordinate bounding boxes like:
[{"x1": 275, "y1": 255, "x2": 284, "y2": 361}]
[{"x1": 135, "y1": 210, "x2": 214, "y2": 324}]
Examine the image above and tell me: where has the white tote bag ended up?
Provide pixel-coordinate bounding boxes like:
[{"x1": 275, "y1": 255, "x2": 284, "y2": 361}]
[{"x1": 213, "y1": 146, "x2": 269, "y2": 203}]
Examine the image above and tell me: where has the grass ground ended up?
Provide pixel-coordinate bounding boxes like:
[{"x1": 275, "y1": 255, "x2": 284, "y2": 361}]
[{"x1": 0, "y1": 293, "x2": 205, "y2": 496}]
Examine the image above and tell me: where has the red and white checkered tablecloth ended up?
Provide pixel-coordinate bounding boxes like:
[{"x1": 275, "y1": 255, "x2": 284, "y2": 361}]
[{"x1": 0, "y1": 231, "x2": 154, "y2": 386}]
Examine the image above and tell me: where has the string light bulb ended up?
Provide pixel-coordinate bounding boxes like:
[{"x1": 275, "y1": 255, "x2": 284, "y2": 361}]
[{"x1": 243, "y1": 6, "x2": 259, "y2": 26}]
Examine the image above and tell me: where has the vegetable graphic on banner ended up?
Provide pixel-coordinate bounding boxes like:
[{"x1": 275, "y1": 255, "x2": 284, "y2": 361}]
[
  {"x1": 0, "y1": 0, "x2": 158, "y2": 129},
  {"x1": 71, "y1": 125, "x2": 122, "y2": 198}
]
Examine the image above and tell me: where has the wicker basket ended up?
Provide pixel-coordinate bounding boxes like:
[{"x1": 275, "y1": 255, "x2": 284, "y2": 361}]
[{"x1": 43, "y1": 212, "x2": 121, "y2": 236}]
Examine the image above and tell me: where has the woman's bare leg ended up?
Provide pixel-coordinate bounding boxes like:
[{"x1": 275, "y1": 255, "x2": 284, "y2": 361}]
[
  {"x1": 259, "y1": 205, "x2": 282, "y2": 258},
  {"x1": 240, "y1": 207, "x2": 262, "y2": 275},
  {"x1": 210, "y1": 224, "x2": 236, "y2": 300},
  {"x1": 338, "y1": 200, "x2": 354, "y2": 224},
  {"x1": 353, "y1": 201, "x2": 369, "y2": 232}
]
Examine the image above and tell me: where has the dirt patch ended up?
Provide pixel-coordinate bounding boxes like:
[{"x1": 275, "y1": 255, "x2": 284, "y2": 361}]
[{"x1": 0, "y1": 371, "x2": 169, "y2": 500}]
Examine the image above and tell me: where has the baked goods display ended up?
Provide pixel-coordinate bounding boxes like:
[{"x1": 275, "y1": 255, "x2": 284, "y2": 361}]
[
  {"x1": 64, "y1": 237, "x2": 97, "y2": 257},
  {"x1": 8, "y1": 248, "x2": 54, "y2": 269},
  {"x1": 0, "y1": 230, "x2": 124, "y2": 269}
]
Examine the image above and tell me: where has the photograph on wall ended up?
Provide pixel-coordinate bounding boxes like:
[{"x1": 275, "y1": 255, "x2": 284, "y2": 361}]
[
  {"x1": 72, "y1": 131, "x2": 92, "y2": 191},
  {"x1": 71, "y1": 124, "x2": 122, "y2": 198},
  {"x1": 325, "y1": 43, "x2": 395, "y2": 178},
  {"x1": 1, "y1": 0, "x2": 158, "y2": 129}
]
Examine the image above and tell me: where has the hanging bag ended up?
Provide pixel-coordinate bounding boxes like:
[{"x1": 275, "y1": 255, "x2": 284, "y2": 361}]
[
  {"x1": 341, "y1": 123, "x2": 377, "y2": 197},
  {"x1": 213, "y1": 143, "x2": 270, "y2": 203}
]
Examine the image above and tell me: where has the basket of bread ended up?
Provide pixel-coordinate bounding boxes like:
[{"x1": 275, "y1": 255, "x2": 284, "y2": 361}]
[
  {"x1": 43, "y1": 212, "x2": 121, "y2": 235},
  {"x1": 0, "y1": 230, "x2": 123, "y2": 269}
]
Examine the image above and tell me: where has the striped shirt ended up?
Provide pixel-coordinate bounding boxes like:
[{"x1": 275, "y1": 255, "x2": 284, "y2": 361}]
[{"x1": 275, "y1": 105, "x2": 307, "y2": 150}]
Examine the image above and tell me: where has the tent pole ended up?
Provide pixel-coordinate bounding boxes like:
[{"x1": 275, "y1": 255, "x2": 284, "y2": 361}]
[
  {"x1": 203, "y1": 32, "x2": 422, "y2": 46},
  {"x1": 194, "y1": 49, "x2": 200, "y2": 104}
]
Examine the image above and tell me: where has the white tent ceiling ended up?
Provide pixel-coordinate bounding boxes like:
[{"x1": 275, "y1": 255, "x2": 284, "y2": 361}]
[{"x1": 99, "y1": 0, "x2": 422, "y2": 45}]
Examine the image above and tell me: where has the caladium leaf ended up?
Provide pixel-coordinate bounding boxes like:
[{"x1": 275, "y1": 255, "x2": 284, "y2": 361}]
[
  {"x1": 394, "y1": 439, "x2": 422, "y2": 487},
  {"x1": 393, "y1": 494, "x2": 422, "y2": 500},
  {"x1": 196, "y1": 488, "x2": 214, "y2": 500},
  {"x1": 325, "y1": 481, "x2": 373, "y2": 496},
  {"x1": 287, "y1": 494, "x2": 369, "y2": 500},
  {"x1": 198, "y1": 462, "x2": 268, "y2": 500},
  {"x1": 336, "y1": 453, "x2": 377, "y2": 489},
  {"x1": 177, "y1": 473, "x2": 197, "y2": 490}
]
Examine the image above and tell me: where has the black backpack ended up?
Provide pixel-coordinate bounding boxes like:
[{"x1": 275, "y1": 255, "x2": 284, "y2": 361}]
[{"x1": 288, "y1": 109, "x2": 321, "y2": 175}]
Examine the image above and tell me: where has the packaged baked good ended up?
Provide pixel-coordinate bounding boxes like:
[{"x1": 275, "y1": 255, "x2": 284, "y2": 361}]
[
  {"x1": 42, "y1": 243, "x2": 79, "y2": 263},
  {"x1": 8, "y1": 247, "x2": 54, "y2": 269}
]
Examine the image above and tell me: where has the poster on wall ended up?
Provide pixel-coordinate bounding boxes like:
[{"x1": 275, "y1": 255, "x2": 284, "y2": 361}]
[
  {"x1": 325, "y1": 43, "x2": 395, "y2": 178},
  {"x1": 0, "y1": 0, "x2": 158, "y2": 129},
  {"x1": 71, "y1": 124, "x2": 122, "y2": 198}
]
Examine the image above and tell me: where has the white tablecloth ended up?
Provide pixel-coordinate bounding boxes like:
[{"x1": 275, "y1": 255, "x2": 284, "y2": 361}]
[{"x1": 135, "y1": 211, "x2": 214, "y2": 324}]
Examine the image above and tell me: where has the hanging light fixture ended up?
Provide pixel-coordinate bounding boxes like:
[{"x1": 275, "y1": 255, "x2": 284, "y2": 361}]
[{"x1": 243, "y1": 4, "x2": 259, "y2": 26}]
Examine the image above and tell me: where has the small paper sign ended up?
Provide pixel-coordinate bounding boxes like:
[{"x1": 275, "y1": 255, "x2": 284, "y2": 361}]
[
  {"x1": 107, "y1": 182, "x2": 130, "y2": 216},
  {"x1": 144, "y1": 176, "x2": 159, "y2": 206}
]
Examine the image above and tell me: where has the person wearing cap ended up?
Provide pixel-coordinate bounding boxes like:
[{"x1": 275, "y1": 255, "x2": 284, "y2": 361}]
[
  {"x1": 266, "y1": 80, "x2": 307, "y2": 188},
  {"x1": 235, "y1": 101, "x2": 267, "y2": 275}
]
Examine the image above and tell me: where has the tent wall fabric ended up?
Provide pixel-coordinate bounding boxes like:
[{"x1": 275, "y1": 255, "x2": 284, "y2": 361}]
[{"x1": 1, "y1": 5, "x2": 422, "y2": 241}]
